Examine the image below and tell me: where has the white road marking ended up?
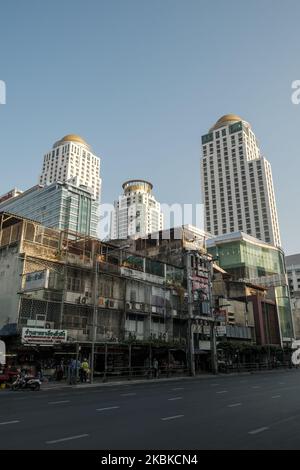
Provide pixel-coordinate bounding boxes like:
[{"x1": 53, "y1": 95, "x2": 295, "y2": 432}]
[
  {"x1": 272, "y1": 395, "x2": 281, "y2": 399},
  {"x1": 228, "y1": 403, "x2": 242, "y2": 408},
  {"x1": 96, "y1": 406, "x2": 120, "y2": 411},
  {"x1": 46, "y1": 434, "x2": 89, "y2": 444},
  {"x1": 0, "y1": 420, "x2": 20, "y2": 426},
  {"x1": 279, "y1": 382, "x2": 285, "y2": 385},
  {"x1": 216, "y1": 390, "x2": 228, "y2": 394},
  {"x1": 48, "y1": 400, "x2": 70, "y2": 405},
  {"x1": 210, "y1": 384, "x2": 220, "y2": 387},
  {"x1": 120, "y1": 393, "x2": 136, "y2": 397},
  {"x1": 252, "y1": 386, "x2": 261, "y2": 389},
  {"x1": 161, "y1": 415, "x2": 184, "y2": 421},
  {"x1": 249, "y1": 427, "x2": 269, "y2": 435},
  {"x1": 172, "y1": 387, "x2": 184, "y2": 391},
  {"x1": 168, "y1": 397, "x2": 183, "y2": 401}
]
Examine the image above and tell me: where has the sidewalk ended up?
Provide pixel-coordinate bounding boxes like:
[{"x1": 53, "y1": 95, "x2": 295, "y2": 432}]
[{"x1": 40, "y1": 367, "x2": 298, "y2": 391}]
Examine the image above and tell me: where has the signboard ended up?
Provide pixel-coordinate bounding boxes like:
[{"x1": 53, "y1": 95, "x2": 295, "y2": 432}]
[
  {"x1": 24, "y1": 270, "x2": 49, "y2": 291},
  {"x1": 216, "y1": 326, "x2": 227, "y2": 336},
  {"x1": 22, "y1": 328, "x2": 67, "y2": 346},
  {"x1": 0, "y1": 340, "x2": 5, "y2": 365}
]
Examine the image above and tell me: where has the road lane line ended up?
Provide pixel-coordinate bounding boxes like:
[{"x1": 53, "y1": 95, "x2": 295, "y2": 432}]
[
  {"x1": 46, "y1": 434, "x2": 89, "y2": 444},
  {"x1": 120, "y1": 393, "x2": 136, "y2": 397},
  {"x1": 210, "y1": 384, "x2": 220, "y2": 387},
  {"x1": 228, "y1": 403, "x2": 242, "y2": 408},
  {"x1": 272, "y1": 395, "x2": 281, "y2": 399},
  {"x1": 172, "y1": 387, "x2": 184, "y2": 391},
  {"x1": 0, "y1": 420, "x2": 20, "y2": 426},
  {"x1": 249, "y1": 427, "x2": 269, "y2": 435},
  {"x1": 161, "y1": 415, "x2": 184, "y2": 421},
  {"x1": 96, "y1": 406, "x2": 120, "y2": 411},
  {"x1": 168, "y1": 397, "x2": 183, "y2": 401},
  {"x1": 252, "y1": 386, "x2": 261, "y2": 389},
  {"x1": 216, "y1": 390, "x2": 228, "y2": 394},
  {"x1": 48, "y1": 400, "x2": 70, "y2": 405}
]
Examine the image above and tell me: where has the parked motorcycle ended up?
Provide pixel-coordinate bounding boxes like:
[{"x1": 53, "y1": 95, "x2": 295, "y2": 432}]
[{"x1": 11, "y1": 374, "x2": 41, "y2": 391}]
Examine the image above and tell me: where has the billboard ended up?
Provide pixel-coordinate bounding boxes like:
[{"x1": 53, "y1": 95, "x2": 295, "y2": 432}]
[
  {"x1": 24, "y1": 270, "x2": 49, "y2": 291},
  {"x1": 22, "y1": 328, "x2": 67, "y2": 346},
  {"x1": 0, "y1": 340, "x2": 5, "y2": 365}
]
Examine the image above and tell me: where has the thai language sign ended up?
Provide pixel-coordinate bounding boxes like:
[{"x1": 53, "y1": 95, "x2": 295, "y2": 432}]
[
  {"x1": 24, "y1": 270, "x2": 49, "y2": 291},
  {"x1": 22, "y1": 328, "x2": 67, "y2": 345}
]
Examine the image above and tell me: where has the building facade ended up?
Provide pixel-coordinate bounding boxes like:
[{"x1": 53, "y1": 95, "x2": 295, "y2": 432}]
[
  {"x1": 207, "y1": 231, "x2": 293, "y2": 343},
  {"x1": 201, "y1": 114, "x2": 281, "y2": 246},
  {"x1": 286, "y1": 253, "x2": 300, "y2": 296},
  {"x1": 39, "y1": 134, "x2": 101, "y2": 201},
  {"x1": 0, "y1": 212, "x2": 215, "y2": 374},
  {"x1": 0, "y1": 182, "x2": 99, "y2": 237},
  {"x1": 110, "y1": 180, "x2": 163, "y2": 240}
]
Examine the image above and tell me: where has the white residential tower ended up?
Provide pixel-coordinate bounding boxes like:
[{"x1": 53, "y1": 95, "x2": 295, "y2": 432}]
[
  {"x1": 201, "y1": 114, "x2": 281, "y2": 246},
  {"x1": 110, "y1": 180, "x2": 163, "y2": 240},
  {"x1": 39, "y1": 134, "x2": 101, "y2": 200}
]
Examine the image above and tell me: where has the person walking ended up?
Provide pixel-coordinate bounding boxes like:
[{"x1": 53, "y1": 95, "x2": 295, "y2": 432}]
[
  {"x1": 153, "y1": 358, "x2": 159, "y2": 379},
  {"x1": 80, "y1": 359, "x2": 89, "y2": 383}
]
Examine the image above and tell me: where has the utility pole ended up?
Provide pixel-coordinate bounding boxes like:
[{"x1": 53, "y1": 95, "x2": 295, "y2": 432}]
[
  {"x1": 208, "y1": 256, "x2": 218, "y2": 375},
  {"x1": 186, "y1": 250, "x2": 195, "y2": 376},
  {"x1": 90, "y1": 244, "x2": 99, "y2": 384}
]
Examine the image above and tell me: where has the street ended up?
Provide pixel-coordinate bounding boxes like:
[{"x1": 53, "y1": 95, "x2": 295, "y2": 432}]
[{"x1": 1, "y1": 370, "x2": 300, "y2": 450}]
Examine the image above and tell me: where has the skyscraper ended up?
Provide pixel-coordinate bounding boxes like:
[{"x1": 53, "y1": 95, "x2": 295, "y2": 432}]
[
  {"x1": 110, "y1": 179, "x2": 163, "y2": 240},
  {"x1": 201, "y1": 114, "x2": 281, "y2": 246},
  {"x1": 0, "y1": 181, "x2": 99, "y2": 237},
  {"x1": 39, "y1": 134, "x2": 101, "y2": 201}
]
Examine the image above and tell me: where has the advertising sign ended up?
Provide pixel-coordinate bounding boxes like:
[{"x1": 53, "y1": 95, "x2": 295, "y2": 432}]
[
  {"x1": 24, "y1": 270, "x2": 49, "y2": 291},
  {"x1": 0, "y1": 340, "x2": 5, "y2": 365},
  {"x1": 22, "y1": 328, "x2": 67, "y2": 346}
]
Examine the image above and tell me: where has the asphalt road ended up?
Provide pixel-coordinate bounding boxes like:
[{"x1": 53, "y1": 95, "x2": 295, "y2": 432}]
[{"x1": 1, "y1": 370, "x2": 300, "y2": 449}]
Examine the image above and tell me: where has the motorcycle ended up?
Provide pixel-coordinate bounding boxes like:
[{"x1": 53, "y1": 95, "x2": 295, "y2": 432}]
[{"x1": 11, "y1": 374, "x2": 41, "y2": 391}]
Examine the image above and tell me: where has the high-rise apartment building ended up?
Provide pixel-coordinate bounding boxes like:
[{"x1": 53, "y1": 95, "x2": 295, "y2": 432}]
[
  {"x1": 110, "y1": 180, "x2": 163, "y2": 240},
  {"x1": 39, "y1": 134, "x2": 101, "y2": 200},
  {"x1": 201, "y1": 114, "x2": 281, "y2": 246}
]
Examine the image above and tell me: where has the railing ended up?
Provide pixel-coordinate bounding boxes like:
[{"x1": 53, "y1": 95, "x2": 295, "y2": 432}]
[
  {"x1": 93, "y1": 365, "x2": 189, "y2": 382},
  {"x1": 219, "y1": 361, "x2": 292, "y2": 374}
]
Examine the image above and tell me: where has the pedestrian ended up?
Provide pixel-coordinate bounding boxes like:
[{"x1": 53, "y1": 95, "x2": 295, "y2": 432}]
[
  {"x1": 80, "y1": 358, "x2": 89, "y2": 383},
  {"x1": 56, "y1": 360, "x2": 64, "y2": 381},
  {"x1": 153, "y1": 358, "x2": 159, "y2": 378},
  {"x1": 69, "y1": 358, "x2": 80, "y2": 384}
]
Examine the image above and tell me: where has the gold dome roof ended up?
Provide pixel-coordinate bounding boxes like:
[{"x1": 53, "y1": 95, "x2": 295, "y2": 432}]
[
  {"x1": 210, "y1": 114, "x2": 243, "y2": 131},
  {"x1": 60, "y1": 134, "x2": 88, "y2": 146}
]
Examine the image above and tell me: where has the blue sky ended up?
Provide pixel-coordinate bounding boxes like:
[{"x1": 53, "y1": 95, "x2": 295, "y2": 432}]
[{"x1": 0, "y1": 0, "x2": 300, "y2": 254}]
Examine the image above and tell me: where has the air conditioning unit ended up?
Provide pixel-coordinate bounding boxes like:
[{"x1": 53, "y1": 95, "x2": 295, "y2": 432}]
[
  {"x1": 36, "y1": 314, "x2": 46, "y2": 322},
  {"x1": 126, "y1": 302, "x2": 132, "y2": 310},
  {"x1": 135, "y1": 303, "x2": 141, "y2": 310}
]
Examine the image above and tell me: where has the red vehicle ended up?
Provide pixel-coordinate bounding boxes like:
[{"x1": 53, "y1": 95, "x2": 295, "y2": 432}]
[{"x1": 0, "y1": 367, "x2": 19, "y2": 384}]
